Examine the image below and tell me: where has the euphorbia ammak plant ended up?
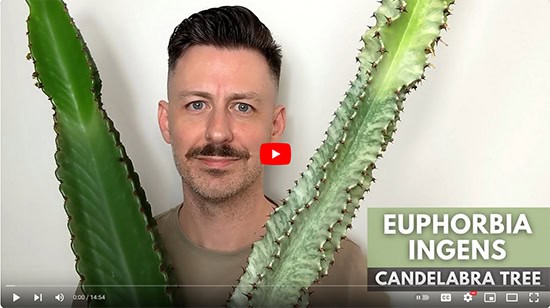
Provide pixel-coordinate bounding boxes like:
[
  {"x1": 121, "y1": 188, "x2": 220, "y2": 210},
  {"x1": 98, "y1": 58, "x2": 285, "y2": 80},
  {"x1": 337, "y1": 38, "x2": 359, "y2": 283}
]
[{"x1": 26, "y1": 0, "x2": 454, "y2": 306}]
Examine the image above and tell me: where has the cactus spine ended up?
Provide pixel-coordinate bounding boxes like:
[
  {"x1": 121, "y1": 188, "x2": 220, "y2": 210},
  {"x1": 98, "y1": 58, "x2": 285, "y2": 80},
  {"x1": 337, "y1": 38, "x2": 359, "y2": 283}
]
[
  {"x1": 228, "y1": 0, "x2": 455, "y2": 306},
  {"x1": 26, "y1": 1, "x2": 172, "y2": 306}
]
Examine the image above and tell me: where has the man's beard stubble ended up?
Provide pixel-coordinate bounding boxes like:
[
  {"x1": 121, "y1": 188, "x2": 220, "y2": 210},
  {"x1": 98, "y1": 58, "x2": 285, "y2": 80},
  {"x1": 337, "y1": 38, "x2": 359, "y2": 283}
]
[{"x1": 173, "y1": 143, "x2": 262, "y2": 203}]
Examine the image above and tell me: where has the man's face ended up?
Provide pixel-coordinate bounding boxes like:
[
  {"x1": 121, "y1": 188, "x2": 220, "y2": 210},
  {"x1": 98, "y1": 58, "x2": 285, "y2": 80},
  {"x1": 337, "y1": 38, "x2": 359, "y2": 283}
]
[{"x1": 158, "y1": 45, "x2": 285, "y2": 202}]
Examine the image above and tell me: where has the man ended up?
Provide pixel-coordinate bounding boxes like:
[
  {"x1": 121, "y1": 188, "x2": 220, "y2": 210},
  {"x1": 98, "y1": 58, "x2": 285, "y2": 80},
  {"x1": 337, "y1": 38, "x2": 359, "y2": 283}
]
[{"x1": 155, "y1": 5, "x2": 376, "y2": 307}]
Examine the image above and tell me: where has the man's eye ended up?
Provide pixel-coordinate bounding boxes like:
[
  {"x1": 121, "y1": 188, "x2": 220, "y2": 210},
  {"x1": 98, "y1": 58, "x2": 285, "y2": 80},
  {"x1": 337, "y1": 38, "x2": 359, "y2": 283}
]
[
  {"x1": 188, "y1": 101, "x2": 205, "y2": 111},
  {"x1": 235, "y1": 103, "x2": 251, "y2": 113}
]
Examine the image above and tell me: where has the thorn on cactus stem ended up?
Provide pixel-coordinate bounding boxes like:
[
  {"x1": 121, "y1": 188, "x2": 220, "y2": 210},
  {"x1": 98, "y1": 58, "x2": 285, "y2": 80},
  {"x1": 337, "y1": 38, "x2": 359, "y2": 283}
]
[
  {"x1": 437, "y1": 36, "x2": 448, "y2": 46},
  {"x1": 385, "y1": 16, "x2": 393, "y2": 26}
]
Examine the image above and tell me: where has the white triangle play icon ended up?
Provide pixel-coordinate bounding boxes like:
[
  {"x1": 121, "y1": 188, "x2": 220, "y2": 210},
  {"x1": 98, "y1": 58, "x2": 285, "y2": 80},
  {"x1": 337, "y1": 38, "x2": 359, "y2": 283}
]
[
  {"x1": 271, "y1": 149, "x2": 280, "y2": 159},
  {"x1": 13, "y1": 293, "x2": 20, "y2": 302}
]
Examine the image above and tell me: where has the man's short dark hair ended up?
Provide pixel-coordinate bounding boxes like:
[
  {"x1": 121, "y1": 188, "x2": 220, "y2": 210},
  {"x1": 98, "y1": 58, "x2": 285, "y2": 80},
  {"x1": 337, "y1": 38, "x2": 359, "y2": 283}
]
[{"x1": 168, "y1": 6, "x2": 282, "y2": 86}]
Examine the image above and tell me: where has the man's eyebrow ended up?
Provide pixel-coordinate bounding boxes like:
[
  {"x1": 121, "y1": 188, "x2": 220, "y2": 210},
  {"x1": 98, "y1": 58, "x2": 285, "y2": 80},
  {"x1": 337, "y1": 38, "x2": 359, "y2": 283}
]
[
  {"x1": 177, "y1": 90, "x2": 213, "y2": 100},
  {"x1": 177, "y1": 90, "x2": 262, "y2": 102},
  {"x1": 228, "y1": 91, "x2": 262, "y2": 102}
]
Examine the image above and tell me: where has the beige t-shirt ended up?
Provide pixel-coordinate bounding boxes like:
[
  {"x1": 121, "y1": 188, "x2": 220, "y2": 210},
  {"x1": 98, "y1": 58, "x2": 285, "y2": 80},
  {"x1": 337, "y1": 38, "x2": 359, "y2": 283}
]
[{"x1": 155, "y1": 205, "x2": 373, "y2": 307}]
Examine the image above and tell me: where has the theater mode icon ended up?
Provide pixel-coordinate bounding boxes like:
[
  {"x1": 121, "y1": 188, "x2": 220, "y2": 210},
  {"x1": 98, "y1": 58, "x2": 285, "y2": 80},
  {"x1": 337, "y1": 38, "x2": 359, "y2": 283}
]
[
  {"x1": 260, "y1": 143, "x2": 291, "y2": 165},
  {"x1": 505, "y1": 293, "x2": 518, "y2": 302}
]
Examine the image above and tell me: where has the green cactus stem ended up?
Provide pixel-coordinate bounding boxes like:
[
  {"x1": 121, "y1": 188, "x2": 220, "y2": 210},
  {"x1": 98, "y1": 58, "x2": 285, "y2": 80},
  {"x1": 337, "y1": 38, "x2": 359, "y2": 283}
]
[
  {"x1": 229, "y1": 0, "x2": 455, "y2": 306},
  {"x1": 26, "y1": 0, "x2": 172, "y2": 306}
]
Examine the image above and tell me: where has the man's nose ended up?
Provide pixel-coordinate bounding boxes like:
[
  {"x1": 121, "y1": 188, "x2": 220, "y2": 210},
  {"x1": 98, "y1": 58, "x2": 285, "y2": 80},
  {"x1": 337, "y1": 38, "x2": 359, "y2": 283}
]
[{"x1": 205, "y1": 109, "x2": 233, "y2": 144}]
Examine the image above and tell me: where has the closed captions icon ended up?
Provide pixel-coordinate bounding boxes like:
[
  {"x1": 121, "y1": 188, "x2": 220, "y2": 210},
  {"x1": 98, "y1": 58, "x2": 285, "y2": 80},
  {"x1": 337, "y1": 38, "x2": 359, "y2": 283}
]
[{"x1": 441, "y1": 293, "x2": 452, "y2": 303}]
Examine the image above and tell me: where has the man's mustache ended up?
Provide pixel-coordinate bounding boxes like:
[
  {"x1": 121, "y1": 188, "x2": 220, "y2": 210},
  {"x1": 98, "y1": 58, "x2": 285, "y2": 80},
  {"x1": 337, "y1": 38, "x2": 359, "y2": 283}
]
[{"x1": 185, "y1": 143, "x2": 251, "y2": 160}]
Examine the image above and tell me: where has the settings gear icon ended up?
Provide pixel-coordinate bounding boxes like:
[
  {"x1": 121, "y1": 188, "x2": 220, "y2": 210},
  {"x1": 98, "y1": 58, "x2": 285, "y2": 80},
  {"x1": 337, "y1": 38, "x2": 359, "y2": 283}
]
[{"x1": 463, "y1": 293, "x2": 473, "y2": 302}]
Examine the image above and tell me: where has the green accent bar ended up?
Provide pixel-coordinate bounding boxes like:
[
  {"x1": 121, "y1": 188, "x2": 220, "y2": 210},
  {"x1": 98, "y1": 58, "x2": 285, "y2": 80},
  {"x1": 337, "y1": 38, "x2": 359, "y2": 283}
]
[{"x1": 368, "y1": 207, "x2": 550, "y2": 267}]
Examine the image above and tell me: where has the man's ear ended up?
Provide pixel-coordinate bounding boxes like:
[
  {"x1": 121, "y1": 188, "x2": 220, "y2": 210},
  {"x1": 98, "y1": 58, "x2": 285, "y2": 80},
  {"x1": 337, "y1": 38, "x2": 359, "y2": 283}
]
[
  {"x1": 271, "y1": 104, "x2": 286, "y2": 142},
  {"x1": 158, "y1": 100, "x2": 171, "y2": 144}
]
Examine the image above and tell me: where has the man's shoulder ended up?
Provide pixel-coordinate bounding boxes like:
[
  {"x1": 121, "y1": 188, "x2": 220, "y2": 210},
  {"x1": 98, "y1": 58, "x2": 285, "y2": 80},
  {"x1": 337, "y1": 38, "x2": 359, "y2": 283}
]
[
  {"x1": 153, "y1": 205, "x2": 183, "y2": 249},
  {"x1": 326, "y1": 238, "x2": 367, "y2": 282},
  {"x1": 154, "y1": 205, "x2": 179, "y2": 229},
  {"x1": 339, "y1": 238, "x2": 365, "y2": 259},
  {"x1": 155, "y1": 205, "x2": 178, "y2": 220}
]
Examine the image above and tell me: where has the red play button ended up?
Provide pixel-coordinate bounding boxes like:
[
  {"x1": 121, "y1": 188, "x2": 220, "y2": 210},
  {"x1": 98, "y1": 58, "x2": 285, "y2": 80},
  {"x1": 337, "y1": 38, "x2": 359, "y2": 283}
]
[{"x1": 260, "y1": 143, "x2": 291, "y2": 165}]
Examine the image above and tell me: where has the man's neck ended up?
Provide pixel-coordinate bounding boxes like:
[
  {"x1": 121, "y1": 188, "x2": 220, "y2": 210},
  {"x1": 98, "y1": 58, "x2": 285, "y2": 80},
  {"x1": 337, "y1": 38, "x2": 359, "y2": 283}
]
[{"x1": 178, "y1": 182, "x2": 275, "y2": 252}]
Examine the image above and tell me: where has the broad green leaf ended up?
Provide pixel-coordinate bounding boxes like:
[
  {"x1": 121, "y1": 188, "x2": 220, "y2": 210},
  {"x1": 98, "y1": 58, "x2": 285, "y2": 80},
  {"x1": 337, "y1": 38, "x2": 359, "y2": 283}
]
[{"x1": 26, "y1": 1, "x2": 172, "y2": 306}]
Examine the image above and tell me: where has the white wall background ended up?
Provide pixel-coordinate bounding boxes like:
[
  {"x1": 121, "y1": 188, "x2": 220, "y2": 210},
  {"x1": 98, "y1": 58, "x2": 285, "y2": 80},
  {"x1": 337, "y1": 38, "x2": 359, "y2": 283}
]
[{"x1": 2, "y1": 0, "x2": 549, "y2": 294}]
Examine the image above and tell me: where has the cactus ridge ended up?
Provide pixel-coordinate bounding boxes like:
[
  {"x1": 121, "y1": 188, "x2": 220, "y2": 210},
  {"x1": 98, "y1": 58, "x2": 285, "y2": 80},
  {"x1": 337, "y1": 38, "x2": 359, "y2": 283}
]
[
  {"x1": 26, "y1": 0, "x2": 173, "y2": 306},
  {"x1": 229, "y1": 0, "x2": 454, "y2": 306}
]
